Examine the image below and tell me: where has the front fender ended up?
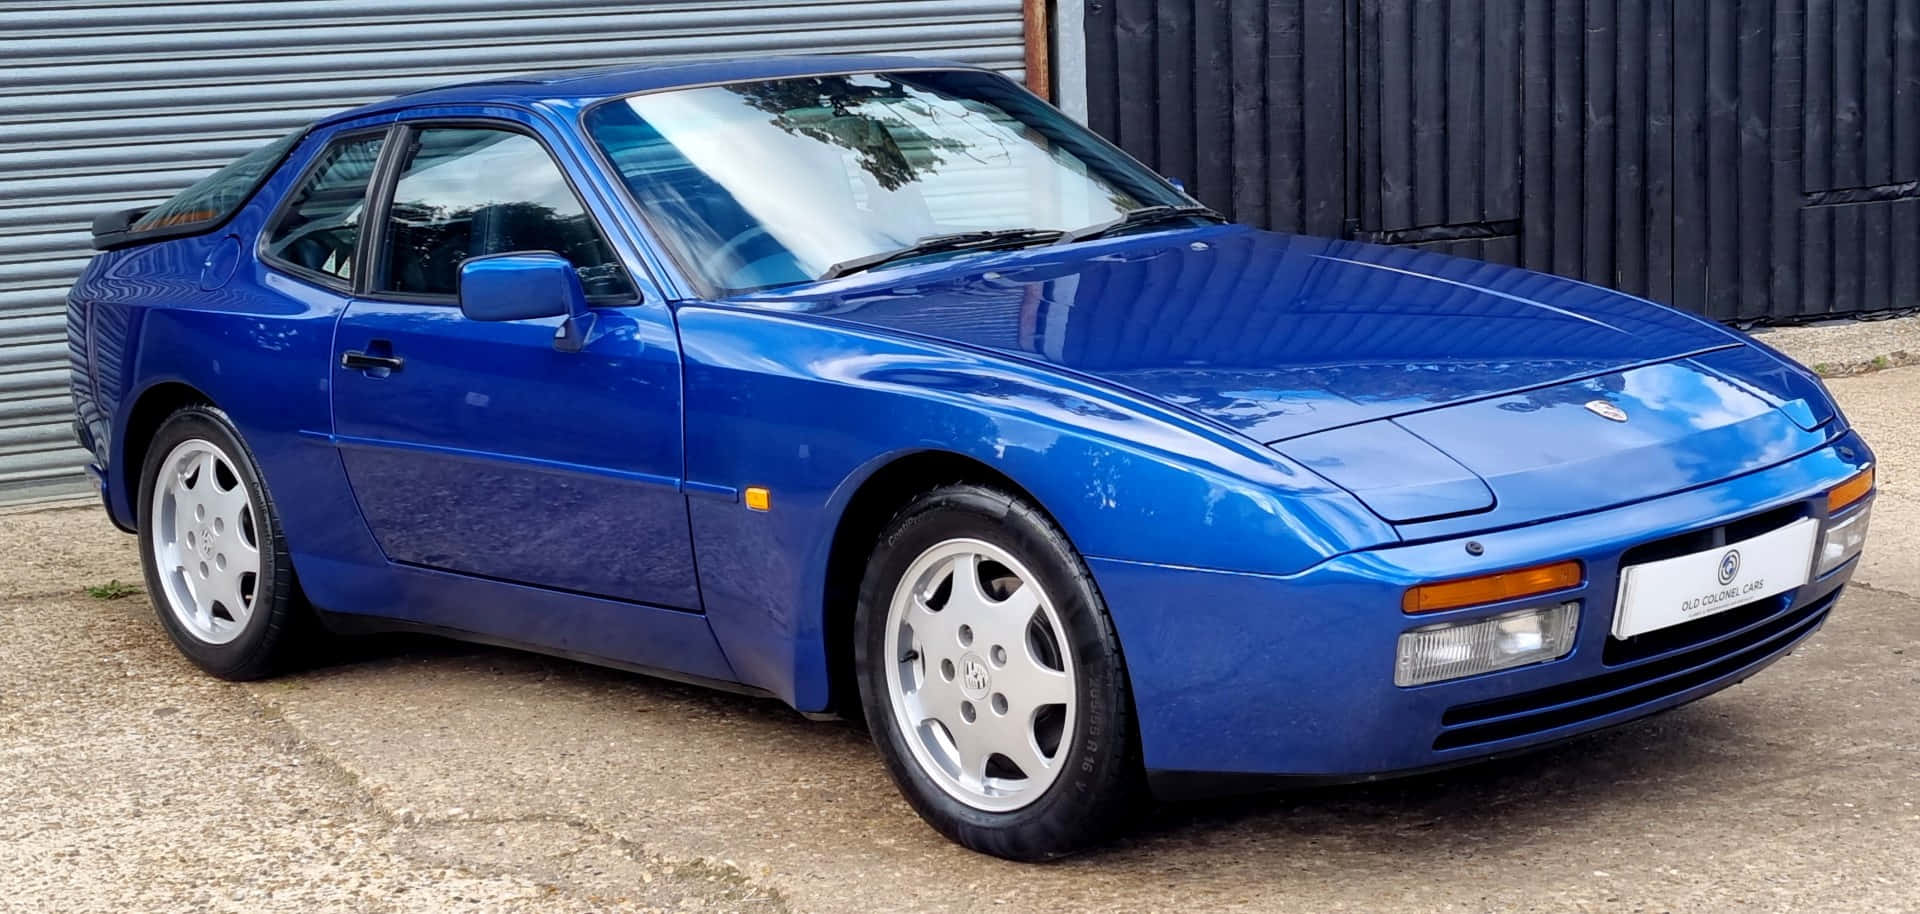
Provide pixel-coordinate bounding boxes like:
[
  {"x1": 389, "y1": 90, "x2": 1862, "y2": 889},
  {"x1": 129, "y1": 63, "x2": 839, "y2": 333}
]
[{"x1": 674, "y1": 305, "x2": 1396, "y2": 710}]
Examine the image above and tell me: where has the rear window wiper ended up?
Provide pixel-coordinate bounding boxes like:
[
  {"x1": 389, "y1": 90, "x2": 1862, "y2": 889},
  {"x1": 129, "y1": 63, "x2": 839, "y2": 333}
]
[
  {"x1": 1057, "y1": 204, "x2": 1226, "y2": 245},
  {"x1": 821, "y1": 228, "x2": 1064, "y2": 280}
]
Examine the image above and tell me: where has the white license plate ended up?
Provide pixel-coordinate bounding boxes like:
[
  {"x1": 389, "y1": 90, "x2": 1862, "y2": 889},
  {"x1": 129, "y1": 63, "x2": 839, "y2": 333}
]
[{"x1": 1612, "y1": 517, "x2": 1819, "y2": 639}]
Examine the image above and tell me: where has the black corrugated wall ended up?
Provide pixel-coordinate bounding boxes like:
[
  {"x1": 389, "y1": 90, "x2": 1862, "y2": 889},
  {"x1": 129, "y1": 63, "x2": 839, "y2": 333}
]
[{"x1": 1081, "y1": 0, "x2": 1920, "y2": 321}]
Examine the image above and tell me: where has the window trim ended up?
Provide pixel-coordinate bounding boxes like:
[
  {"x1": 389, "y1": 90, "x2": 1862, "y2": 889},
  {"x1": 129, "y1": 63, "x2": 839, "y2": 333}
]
[
  {"x1": 359, "y1": 117, "x2": 642, "y2": 307},
  {"x1": 257, "y1": 126, "x2": 397, "y2": 293}
]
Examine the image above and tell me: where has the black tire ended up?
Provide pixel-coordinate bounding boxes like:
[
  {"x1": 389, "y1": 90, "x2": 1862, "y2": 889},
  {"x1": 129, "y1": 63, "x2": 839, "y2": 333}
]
[
  {"x1": 135, "y1": 404, "x2": 306, "y2": 680},
  {"x1": 854, "y1": 484, "x2": 1144, "y2": 860}
]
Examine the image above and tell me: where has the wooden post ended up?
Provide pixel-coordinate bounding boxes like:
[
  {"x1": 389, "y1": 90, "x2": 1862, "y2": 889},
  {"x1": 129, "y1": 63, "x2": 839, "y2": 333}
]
[{"x1": 1024, "y1": 0, "x2": 1052, "y2": 101}]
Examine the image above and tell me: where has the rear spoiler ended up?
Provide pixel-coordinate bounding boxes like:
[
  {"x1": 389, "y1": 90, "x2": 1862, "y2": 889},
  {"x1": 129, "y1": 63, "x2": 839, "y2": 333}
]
[
  {"x1": 89, "y1": 206, "x2": 152, "y2": 251},
  {"x1": 91, "y1": 205, "x2": 233, "y2": 252}
]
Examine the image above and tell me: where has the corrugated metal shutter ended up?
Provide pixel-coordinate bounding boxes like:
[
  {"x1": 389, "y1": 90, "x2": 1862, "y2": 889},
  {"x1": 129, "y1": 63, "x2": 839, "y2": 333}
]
[{"x1": 0, "y1": 0, "x2": 1026, "y2": 504}]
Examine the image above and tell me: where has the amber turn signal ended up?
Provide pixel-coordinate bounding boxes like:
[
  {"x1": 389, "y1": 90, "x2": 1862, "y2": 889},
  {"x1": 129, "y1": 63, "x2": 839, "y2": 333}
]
[
  {"x1": 744, "y1": 486, "x2": 772, "y2": 512},
  {"x1": 1402, "y1": 560, "x2": 1584, "y2": 614},
  {"x1": 1827, "y1": 467, "x2": 1874, "y2": 513}
]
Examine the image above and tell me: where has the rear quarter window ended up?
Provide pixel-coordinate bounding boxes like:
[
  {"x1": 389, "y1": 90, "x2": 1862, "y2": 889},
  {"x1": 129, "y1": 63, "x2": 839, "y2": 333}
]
[{"x1": 130, "y1": 130, "x2": 304, "y2": 233}]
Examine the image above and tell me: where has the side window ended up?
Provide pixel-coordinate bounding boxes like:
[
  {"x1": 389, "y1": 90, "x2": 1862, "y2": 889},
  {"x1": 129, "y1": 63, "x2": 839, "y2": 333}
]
[
  {"x1": 382, "y1": 127, "x2": 633, "y2": 299},
  {"x1": 262, "y1": 133, "x2": 386, "y2": 283}
]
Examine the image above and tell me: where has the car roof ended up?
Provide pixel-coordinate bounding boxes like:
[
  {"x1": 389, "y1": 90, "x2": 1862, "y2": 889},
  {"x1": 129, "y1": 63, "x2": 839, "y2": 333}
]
[{"x1": 317, "y1": 54, "x2": 985, "y2": 127}]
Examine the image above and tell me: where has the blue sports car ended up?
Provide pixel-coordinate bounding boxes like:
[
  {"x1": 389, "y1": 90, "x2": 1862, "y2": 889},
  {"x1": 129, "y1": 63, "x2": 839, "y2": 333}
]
[{"x1": 68, "y1": 56, "x2": 1874, "y2": 860}]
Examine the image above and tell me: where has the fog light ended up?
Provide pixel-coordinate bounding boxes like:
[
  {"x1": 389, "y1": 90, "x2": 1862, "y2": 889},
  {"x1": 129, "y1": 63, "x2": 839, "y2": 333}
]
[
  {"x1": 1815, "y1": 505, "x2": 1871, "y2": 577},
  {"x1": 1395, "y1": 602, "x2": 1580, "y2": 687}
]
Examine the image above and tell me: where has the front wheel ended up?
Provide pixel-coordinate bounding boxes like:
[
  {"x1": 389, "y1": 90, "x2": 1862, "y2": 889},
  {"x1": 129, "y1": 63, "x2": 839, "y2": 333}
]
[
  {"x1": 854, "y1": 484, "x2": 1144, "y2": 860},
  {"x1": 136, "y1": 404, "x2": 305, "y2": 680}
]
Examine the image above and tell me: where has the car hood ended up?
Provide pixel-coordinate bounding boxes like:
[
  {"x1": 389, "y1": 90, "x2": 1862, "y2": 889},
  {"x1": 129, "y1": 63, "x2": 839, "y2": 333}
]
[
  {"x1": 740, "y1": 227, "x2": 1836, "y2": 527},
  {"x1": 740, "y1": 225, "x2": 1743, "y2": 443}
]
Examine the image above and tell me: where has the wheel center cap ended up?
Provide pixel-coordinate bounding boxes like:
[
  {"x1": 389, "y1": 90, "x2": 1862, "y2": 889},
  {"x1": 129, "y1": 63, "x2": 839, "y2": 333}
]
[
  {"x1": 958, "y1": 652, "x2": 991, "y2": 699},
  {"x1": 198, "y1": 527, "x2": 214, "y2": 558}
]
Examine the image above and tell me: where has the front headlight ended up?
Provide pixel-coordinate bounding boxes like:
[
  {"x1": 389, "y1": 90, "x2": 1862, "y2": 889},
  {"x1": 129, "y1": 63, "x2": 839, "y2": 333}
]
[
  {"x1": 1816, "y1": 505, "x2": 1871, "y2": 577},
  {"x1": 1395, "y1": 602, "x2": 1580, "y2": 687}
]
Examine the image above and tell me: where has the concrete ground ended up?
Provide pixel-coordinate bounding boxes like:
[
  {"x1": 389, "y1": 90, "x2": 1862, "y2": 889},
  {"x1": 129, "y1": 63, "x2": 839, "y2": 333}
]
[
  {"x1": 1752, "y1": 314, "x2": 1919, "y2": 377},
  {"x1": 3, "y1": 370, "x2": 1917, "y2": 912}
]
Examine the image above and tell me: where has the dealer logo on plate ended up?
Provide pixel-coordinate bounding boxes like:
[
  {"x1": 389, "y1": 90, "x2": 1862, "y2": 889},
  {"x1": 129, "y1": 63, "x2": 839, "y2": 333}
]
[{"x1": 1718, "y1": 549, "x2": 1742, "y2": 586}]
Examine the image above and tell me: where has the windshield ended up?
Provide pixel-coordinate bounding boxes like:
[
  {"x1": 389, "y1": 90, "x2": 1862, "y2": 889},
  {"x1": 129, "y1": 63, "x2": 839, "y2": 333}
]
[{"x1": 584, "y1": 69, "x2": 1187, "y2": 295}]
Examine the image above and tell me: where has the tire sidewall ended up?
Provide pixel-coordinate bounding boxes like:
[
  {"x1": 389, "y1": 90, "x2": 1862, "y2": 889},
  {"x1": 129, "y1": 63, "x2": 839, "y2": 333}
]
[
  {"x1": 136, "y1": 406, "x2": 287, "y2": 675},
  {"x1": 854, "y1": 486, "x2": 1138, "y2": 857}
]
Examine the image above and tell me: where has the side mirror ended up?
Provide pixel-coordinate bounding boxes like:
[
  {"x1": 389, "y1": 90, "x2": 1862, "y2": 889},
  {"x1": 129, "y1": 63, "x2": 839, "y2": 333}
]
[
  {"x1": 1164, "y1": 176, "x2": 1187, "y2": 194},
  {"x1": 457, "y1": 252, "x2": 597, "y2": 352}
]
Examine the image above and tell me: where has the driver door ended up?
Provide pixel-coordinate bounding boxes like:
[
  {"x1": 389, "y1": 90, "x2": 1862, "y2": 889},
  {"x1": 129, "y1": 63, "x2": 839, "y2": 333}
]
[{"x1": 328, "y1": 116, "x2": 698, "y2": 610}]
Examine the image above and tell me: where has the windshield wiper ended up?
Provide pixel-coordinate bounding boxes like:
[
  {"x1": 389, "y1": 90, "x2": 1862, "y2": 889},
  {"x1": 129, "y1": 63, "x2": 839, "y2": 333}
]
[
  {"x1": 1057, "y1": 204, "x2": 1226, "y2": 245},
  {"x1": 821, "y1": 229, "x2": 1064, "y2": 280}
]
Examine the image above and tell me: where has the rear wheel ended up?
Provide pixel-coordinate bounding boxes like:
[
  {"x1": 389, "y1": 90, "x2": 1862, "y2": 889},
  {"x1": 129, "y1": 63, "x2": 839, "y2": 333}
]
[
  {"x1": 854, "y1": 484, "x2": 1143, "y2": 860},
  {"x1": 137, "y1": 405, "x2": 305, "y2": 680}
]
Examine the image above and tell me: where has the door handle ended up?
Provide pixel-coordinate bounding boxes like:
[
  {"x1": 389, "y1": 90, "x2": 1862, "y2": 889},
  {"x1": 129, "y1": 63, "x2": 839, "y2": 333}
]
[{"x1": 341, "y1": 350, "x2": 404, "y2": 373}]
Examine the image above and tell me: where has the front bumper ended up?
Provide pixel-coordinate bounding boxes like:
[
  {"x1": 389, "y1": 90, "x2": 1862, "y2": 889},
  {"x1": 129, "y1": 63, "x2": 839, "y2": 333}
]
[{"x1": 1092, "y1": 431, "x2": 1872, "y2": 795}]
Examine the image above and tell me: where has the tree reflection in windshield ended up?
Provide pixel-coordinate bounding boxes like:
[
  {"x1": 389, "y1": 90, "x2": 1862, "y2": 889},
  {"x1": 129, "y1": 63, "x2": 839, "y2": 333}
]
[
  {"x1": 586, "y1": 69, "x2": 1188, "y2": 296},
  {"x1": 724, "y1": 76, "x2": 977, "y2": 192}
]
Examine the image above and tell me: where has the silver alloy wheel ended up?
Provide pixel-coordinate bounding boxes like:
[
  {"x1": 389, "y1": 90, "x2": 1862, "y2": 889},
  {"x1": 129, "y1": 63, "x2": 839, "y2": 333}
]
[
  {"x1": 148, "y1": 438, "x2": 261, "y2": 646},
  {"x1": 883, "y1": 538, "x2": 1077, "y2": 812}
]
